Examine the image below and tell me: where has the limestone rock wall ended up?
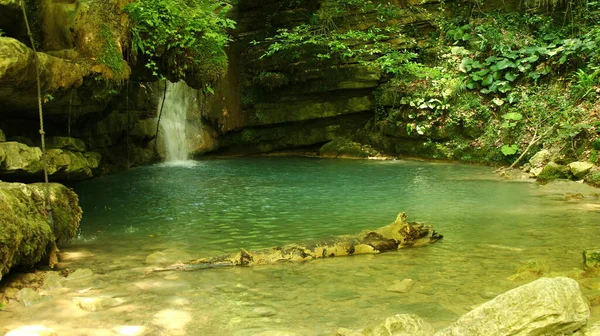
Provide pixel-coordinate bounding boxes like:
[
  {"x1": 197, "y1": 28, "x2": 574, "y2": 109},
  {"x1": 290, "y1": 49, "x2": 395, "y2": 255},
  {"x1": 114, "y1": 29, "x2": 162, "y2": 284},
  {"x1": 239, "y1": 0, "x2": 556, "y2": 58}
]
[{"x1": 205, "y1": 0, "x2": 561, "y2": 156}]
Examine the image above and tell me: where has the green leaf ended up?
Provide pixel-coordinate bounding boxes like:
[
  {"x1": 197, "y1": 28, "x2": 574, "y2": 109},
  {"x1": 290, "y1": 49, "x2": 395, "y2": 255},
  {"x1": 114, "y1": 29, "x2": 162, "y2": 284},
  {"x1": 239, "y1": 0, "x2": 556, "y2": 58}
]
[
  {"x1": 505, "y1": 72, "x2": 519, "y2": 82},
  {"x1": 501, "y1": 144, "x2": 519, "y2": 156},
  {"x1": 503, "y1": 112, "x2": 523, "y2": 121},
  {"x1": 466, "y1": 80, "x2": 478, "y2": 89},
  {"x1": 482, "y1": 74, "x2": 494, "y2": 86}
]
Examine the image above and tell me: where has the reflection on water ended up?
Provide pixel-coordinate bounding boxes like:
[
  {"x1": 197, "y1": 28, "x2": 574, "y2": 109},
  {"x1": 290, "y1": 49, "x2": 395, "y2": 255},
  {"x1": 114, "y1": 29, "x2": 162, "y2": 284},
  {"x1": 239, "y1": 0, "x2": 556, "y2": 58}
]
[{"x1": 2, "y1": 157, "x2": 599, "y2": 335}]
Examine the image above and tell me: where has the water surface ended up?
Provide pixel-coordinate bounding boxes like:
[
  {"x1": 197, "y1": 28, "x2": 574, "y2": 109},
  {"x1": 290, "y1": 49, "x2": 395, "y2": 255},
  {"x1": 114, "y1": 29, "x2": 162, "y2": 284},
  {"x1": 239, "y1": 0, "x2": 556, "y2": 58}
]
[{"x1": 3, "y1": 158, "x2": 599, "y2": 335}]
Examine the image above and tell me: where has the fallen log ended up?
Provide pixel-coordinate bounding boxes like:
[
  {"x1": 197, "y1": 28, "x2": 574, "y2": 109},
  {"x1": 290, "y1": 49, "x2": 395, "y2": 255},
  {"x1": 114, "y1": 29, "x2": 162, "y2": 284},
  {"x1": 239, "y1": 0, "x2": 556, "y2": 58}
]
[{"x1": 154, "y1": 212, "x2": 442, "y2": 272}]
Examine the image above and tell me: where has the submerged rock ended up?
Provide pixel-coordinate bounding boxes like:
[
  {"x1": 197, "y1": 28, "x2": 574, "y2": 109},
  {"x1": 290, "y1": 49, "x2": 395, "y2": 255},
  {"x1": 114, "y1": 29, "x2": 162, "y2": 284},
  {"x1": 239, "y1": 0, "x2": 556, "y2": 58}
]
[
  {"x1": 0, "y1": 182, "x2": 82, "y2": 280},
  {"x1": 16, "y1": 288, "x2": 49, "y2": 307},
  {"x1": 386, "y1": 279, "x2": 415, "y2": 294},
  {"x1": 363, "y1": 314, "x2": 435, "y2": 336},
  {"x1": 435, "y1": 277, "x2": 589, "y2": 336},
  {"x1": 584, "y1": 250, "x2": 600, "y2": 273},
  {"x1": 5, "y1": 325, "x2": 57, "y2": 336}
]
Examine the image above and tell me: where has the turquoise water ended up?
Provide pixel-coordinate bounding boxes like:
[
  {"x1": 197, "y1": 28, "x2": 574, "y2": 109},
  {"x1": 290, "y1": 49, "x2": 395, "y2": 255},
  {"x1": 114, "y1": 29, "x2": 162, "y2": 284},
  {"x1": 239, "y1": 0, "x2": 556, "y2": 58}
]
[{"x1": 2, "y1": 158, "x2": 599, "y2": 335}]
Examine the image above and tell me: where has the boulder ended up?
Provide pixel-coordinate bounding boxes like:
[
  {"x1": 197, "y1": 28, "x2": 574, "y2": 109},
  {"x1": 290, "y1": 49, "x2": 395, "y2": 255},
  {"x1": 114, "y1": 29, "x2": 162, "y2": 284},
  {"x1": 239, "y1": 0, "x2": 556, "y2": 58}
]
[
  {"x1": 529, "y1": 149, "x2": 551, "y2": 167},
  {"x1": 320, "y1": 138, "x2": 381, "y2": 159},
  {"x1": 0, "y1": 182, "x2": 82, "y2": 280},
  {"x1": 584, "y1": 250, "x2": 600, "y2": 272},
  {"x1": 435, "y1": 277, "x2": 589, "y2": 336},
  {"x1": 568, "y1": 162, "x2": 595, "y2": 179},
  {"x1": 0, "y1": 142, "x2": 43, "y2": 174},
  {"x1": 537, "y1": 162, "x2": 570, "y2": 181},
  {"x1": 363, "y1": 314, "x2": 435, "y2": 336},
  {"x1": 0, "y1": 141, "x2": 101, "y2": 180}
]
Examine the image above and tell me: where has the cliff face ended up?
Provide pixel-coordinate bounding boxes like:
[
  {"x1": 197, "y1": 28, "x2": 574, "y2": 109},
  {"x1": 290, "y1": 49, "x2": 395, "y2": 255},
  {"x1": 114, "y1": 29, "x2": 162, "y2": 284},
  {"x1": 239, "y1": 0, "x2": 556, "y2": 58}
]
[{"x1": 0, "y1": 0, "x2": 158, "y2": 181}]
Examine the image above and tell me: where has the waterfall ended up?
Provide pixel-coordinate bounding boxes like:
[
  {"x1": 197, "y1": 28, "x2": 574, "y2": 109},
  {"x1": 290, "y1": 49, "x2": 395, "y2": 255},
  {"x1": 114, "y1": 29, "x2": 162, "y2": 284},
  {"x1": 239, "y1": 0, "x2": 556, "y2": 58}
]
[{"x1": 158, "y1": 81, "x2": 193, "y2": 162}]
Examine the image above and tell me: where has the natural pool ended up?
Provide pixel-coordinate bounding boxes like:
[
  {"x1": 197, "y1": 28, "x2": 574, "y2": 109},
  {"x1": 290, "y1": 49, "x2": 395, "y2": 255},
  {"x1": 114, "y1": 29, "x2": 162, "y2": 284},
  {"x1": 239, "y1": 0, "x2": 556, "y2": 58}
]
[{"x1": 2, "y1": 157, "x2": 600, "y2": 335}]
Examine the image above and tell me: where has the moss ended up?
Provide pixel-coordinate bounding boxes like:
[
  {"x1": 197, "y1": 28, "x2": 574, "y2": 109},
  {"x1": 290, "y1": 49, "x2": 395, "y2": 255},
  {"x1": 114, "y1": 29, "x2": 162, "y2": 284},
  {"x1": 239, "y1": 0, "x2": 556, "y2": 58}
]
[
  {"x1": 99, "y1": 24, "x2": 124, "y2": 76},
  {"x1": 320, "y1": 138, "x2": 376, "y2": 158},
  {"x1": 585, "y1": 171, "x2": 600, "y2": 187},
  {"x1": 537, "y1": 162, "x2": 570, "y2": 181},
  {"x1": 0, "y1": 183, "x2": 81, "y2": 279}
]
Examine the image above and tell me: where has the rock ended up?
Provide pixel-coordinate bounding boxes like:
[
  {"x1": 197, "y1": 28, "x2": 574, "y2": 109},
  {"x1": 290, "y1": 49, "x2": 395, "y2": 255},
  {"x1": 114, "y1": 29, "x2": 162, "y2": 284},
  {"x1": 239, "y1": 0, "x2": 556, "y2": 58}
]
[
  {"x1": 435, "y1": 277, "x2": 590, "y2": 336},
  {"x1": 111, "y1": 326, "x2": 152, "y2": 336},
  {"x1": 363, "y1": 314, "x2": 435, "y2": 336},
  {"x1": 145, "y1": 249, "x2": 193, "y2": 265},
  {"x1": 529, "y1": 167, "x2": 543, "y2": 178},
  {"x1": 43, "y1": 273, "x2": 64, "y2": 290},
  {"x1": 320, "y1": 138, "x2": 382, "y2": 159},
  {"x1": 537, "y1": 162, "x2": 570, "y2": 181},
  {"x1": 568, "y1": 162, "x2": 595, "y2": 179},
  {"x1": 584, "y1": 250, "x2": 600, "y2": 272},
  {"x1": 386, "y1": 279, "x2": 415, "y2": 293},
  {"x1": 253, "y1": 331, "x2": 301, "y2": 336},
  {"x1": 0, "y1": 142, "x2": 43, "y2": 174},
  {"x1": 0, "y1": 128, "x2": 5, "y2": 141},
  {"x1": 5, "y1": 325, "x2": 57, "y2": 336},
  {"x1": 246, "y1": 307, "x2": 277, "y2": 318},
  {"x1": 529, "y1": 149, "x2": 551, "y2": 167},
  {"x1": 0, "y1": 182, "x2": 82, "y2": 280},
  {"x1": 582, "y1": 322, "x2": 600, "y2": 336},
  {"x1": 67, "y1": 268, "x2": 94, "y2": 280},
  {"x1": 0, "y1": 142, "x2": 5, "y2": 165},
  {"x1": 584, "y1": 170, "x2": 600, "y2": 188},
  {"x1": 46, "y1": 137, "x2": 87, "y2": 152},
  {"x1": 16, "y1": 288, "x2": 47, "y2": 307},
  {"x1": 335, "y1": 328, "x2": 363, "y2": 336},
  {"x1": 73, "y1": 296, "x2": 124, "y2": 312}
]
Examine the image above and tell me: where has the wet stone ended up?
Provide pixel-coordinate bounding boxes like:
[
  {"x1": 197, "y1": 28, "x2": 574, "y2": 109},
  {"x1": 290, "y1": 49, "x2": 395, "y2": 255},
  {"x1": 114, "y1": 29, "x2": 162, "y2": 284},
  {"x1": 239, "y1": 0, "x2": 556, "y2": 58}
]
[
  {"x1": 5, "y1": 326, "x2": 57, "y2": 336},
  {"x1": 387, "y1": 302, "x2": 459, "y2": 321},
  {"x1": 246, "y1": 307, "x2": 277, "y2": 318},
  {"x1": 324, "y1": 289, "x2": 362, "y2": 302},
  {"x1": 16, "y1": 288, "x2": 48, "y2": 307},
  {"x1": 386, "y1": 279, "x2": 415, "y2": 293},
  {"x1": 43, "y1": 273, "x2": 64, "y2": 290},
  {"x1": 73, "y1": 296, "x2": 125, "y2": 312}
]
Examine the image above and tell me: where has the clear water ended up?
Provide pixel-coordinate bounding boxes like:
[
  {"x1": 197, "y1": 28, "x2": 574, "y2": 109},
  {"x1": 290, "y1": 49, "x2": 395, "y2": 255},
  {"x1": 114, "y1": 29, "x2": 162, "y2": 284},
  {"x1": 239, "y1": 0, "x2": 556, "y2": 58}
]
[{"x1": 2, "y1": 158, "x2": 599, "y2": 335}]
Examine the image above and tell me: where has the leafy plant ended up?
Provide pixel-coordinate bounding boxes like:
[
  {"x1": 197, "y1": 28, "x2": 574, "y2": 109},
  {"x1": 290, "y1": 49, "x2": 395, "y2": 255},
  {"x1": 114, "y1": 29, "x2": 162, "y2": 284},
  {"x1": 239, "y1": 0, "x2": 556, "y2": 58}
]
[{"x1": 124, "y1": 0, "x2": 236, "y2": 82}]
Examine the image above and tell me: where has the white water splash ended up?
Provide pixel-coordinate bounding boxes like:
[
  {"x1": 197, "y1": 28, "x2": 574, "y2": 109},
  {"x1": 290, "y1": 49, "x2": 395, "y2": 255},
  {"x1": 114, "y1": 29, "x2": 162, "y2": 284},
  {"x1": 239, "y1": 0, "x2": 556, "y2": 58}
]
[{"x1": 158, "y1": 81, "x2": 194, "y2": 162}]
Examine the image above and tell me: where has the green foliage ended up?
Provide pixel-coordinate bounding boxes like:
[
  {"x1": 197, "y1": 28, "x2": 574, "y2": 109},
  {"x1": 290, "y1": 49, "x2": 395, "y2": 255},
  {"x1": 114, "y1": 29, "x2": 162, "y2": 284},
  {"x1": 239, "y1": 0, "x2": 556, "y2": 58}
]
[
  {"x1": 571, "y1": 67, "x2": 600, "y2": 101},
  {"x1": 124, "y1": 0, "x2": 236, "y2": 81},
  {"x1": 99, "y1": 25, "x2": 124, "y2": 76},
  {"x1": 0, "y1": 29, "x2": 4, "y2": 37}
]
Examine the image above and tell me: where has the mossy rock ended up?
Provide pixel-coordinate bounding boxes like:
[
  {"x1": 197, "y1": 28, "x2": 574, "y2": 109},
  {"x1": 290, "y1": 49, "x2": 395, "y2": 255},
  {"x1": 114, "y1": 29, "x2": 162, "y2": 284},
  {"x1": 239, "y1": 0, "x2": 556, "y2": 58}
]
[
  {"x1": 320, "y1": 138, "x2": 380, "y2": 158},
  {"x1": 46, "y1": 137, "x2": 87, "y2": 152},
  {"x1": 585, "y1": 170, "x2": 600, "y2": 187},
  {"x1": 0, "y1": 182, "x2": 82, "y2": 280},
  {"x1": 536, "y1": 162, "x2": 570, "y2": 181},
  {"x1": 584, "y1": 250, "x2": 600, "y2": 273}
]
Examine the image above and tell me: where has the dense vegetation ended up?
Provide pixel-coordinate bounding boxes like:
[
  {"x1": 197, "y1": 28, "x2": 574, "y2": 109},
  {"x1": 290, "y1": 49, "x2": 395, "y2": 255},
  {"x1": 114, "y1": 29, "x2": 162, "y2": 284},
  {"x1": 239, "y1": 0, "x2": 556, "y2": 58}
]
[
  {"x1": 253, "y1": 0, "x2": 600, "y2": 165},
  {"x1": 124, "y1": 0, "x2": 236, "y2": 86}
]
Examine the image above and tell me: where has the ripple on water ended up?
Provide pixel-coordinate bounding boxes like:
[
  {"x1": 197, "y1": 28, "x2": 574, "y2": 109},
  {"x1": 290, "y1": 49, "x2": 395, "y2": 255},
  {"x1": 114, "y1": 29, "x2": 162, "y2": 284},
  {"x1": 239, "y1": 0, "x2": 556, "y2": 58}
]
[{"x1": 5, "y1": 157, "x2": 598, "y2": 335}]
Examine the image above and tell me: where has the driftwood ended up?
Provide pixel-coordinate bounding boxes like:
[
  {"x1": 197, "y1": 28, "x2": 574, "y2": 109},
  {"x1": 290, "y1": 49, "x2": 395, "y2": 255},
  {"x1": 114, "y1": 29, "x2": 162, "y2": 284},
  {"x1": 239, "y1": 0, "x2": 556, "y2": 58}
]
[{"x1": 154, "y1": 212, "x2": 443, "y2": 272}]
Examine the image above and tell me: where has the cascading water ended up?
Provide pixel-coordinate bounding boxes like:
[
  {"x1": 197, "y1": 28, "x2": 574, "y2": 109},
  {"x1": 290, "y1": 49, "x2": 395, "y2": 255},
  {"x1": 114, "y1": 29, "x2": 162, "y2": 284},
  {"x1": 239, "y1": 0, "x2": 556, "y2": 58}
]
[{"x1": 157, "y1": 81, "x2": 194, "y2": 162}]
